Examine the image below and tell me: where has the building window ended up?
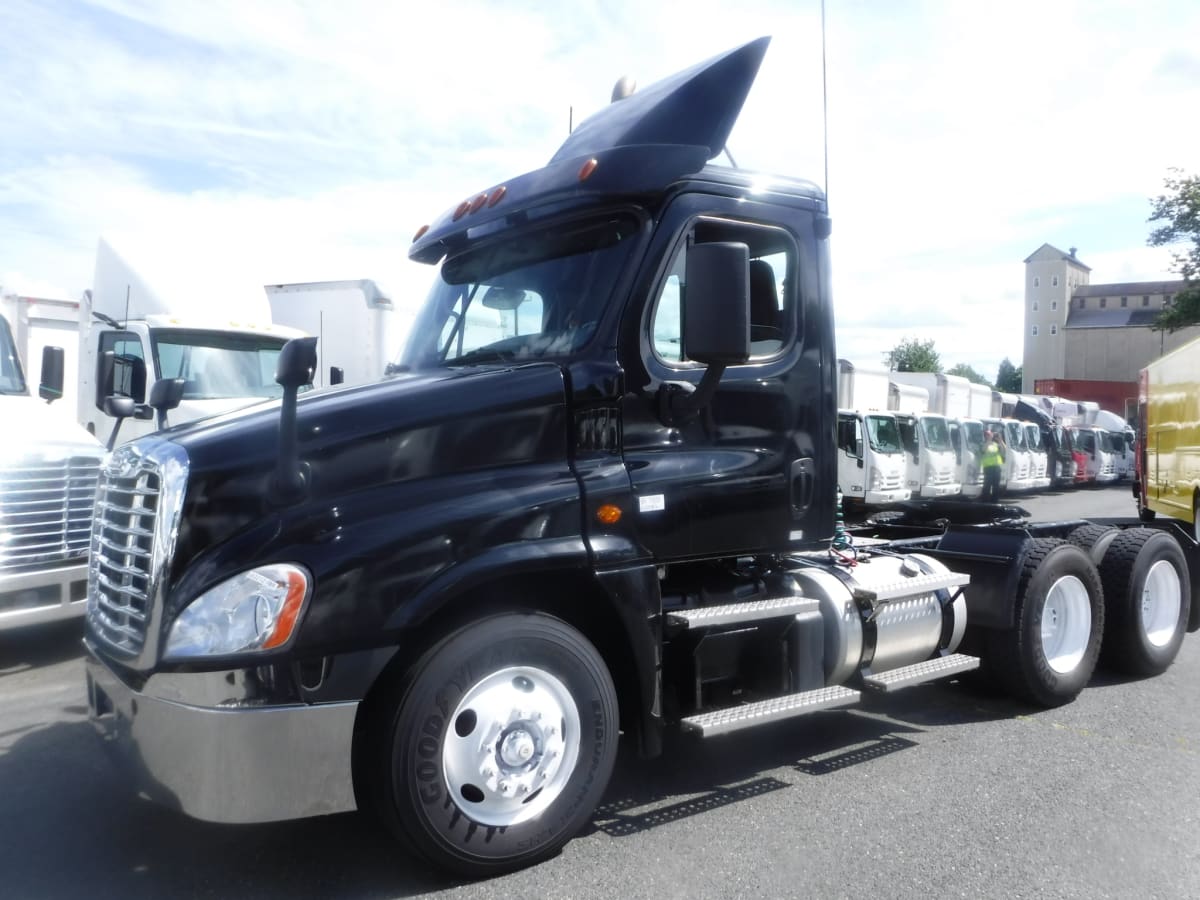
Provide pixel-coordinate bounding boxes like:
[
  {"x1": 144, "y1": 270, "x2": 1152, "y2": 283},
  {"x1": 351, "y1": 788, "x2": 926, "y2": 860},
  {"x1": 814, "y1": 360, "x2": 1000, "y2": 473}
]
[
  {"x1": 1051, "y1": 324, "x2": 1058, "y2": 335},
  {"x1": 1034, "y1": 276, "x2": 1040, "y2": 287},
  {"x1": 1100, "y1": 297, "x2": 1107, "y2": 308},
  {"x1": 1165, "y1": 294, "x2": 1173, "y2": 307},
  {"x1": 1052, "y1": 300, "x2": 1058, "y2": 310},
  {"x1": 1031, "y1": 325, "x2": 1039, "y2": 336},
  {"x1": 1143, "y1": 296, "x2": 1150, "y2": 307},
  {"x1": 1052, "y1": 275, "x2": 1059, "y2": 286},
  {"x1": 1079, "y1": 298, "x2": 1086, "y2": 308},
  {"x1": 1120, "y1": 296, "x2": 1127, "y2": 307},
  {"x1": 1032, "y1": 300, "x2": 1039, "y2": 311}
]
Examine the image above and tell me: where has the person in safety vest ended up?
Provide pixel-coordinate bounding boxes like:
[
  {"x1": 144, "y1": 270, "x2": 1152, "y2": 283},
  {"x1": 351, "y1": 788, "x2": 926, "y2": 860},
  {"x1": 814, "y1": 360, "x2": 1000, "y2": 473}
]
[{"x1": 981, "y1": 429, "x2": 1005, "y2": 502}]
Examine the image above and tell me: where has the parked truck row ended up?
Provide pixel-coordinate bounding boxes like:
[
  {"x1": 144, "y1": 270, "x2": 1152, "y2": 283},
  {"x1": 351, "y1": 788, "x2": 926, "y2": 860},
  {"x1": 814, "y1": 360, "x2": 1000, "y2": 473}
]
[
  {"x1": 80, "y1": 39, "x2": 1197, "y2": 878},
  {"x1": 837, "y1": 360, "x2": 1136, "y2": 514}
]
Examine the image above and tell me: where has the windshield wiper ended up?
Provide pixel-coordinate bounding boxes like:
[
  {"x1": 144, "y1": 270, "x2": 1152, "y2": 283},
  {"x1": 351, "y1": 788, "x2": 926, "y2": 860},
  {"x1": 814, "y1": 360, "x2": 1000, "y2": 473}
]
[{"x1": 443, "y1": 347, "x2": 515, "y2": 367}]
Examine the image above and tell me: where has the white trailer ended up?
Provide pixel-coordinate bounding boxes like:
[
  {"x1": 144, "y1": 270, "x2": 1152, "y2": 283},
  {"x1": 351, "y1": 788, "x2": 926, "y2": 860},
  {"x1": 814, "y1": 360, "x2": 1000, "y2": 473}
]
[
  {"x1": 265, "y1": 280, "x2": 404, "y2": 389},
  {"x1": 835, "y1": 360, "x2": 909, "y2": 508},
  {"x1": 79, "y1": 238, "x2": 304, "y2": 444}
]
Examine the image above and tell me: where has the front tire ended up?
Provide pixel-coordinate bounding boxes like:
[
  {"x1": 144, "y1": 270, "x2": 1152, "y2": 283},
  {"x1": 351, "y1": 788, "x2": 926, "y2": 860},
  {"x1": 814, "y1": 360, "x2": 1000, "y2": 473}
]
[
  {"x1": 986, "y1": 538, "x2": 1104, "y2": 707},
  {"x1": 1097, "y1": 529, "x2": 1191, "y2": 676},
  {"x1": 372, "y1": 612, "x2": 618, "y2": 877}
]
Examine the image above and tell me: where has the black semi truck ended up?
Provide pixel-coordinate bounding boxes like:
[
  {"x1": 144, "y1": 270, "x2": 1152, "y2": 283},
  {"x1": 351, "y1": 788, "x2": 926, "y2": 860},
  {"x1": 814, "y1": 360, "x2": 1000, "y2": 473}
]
[{"x1": 85, "y1": 38, "x2": 1197, "y2": 877}]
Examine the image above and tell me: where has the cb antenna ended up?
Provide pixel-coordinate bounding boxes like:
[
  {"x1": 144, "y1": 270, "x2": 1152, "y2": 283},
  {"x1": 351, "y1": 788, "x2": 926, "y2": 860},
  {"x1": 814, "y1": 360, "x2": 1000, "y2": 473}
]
[{"x1": 821, "y1": 0, "x2": 830, "y2": 199}]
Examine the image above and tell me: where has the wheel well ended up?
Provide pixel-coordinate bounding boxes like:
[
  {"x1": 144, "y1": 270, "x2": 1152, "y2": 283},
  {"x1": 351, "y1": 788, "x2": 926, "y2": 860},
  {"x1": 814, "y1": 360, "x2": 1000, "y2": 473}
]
[{"x1": 351, "y1": 569, "x2": 643, "y2": 805}]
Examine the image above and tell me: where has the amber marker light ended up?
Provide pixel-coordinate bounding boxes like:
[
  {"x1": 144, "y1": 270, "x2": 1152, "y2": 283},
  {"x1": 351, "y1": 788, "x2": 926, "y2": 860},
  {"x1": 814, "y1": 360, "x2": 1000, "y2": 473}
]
[
  {"x1": 596, "y1": 504, "x2": 622, "y2": 525},
  {"x1": 453, "y1": 200, "x2": 471, "y2": 221},
  {"x1": 412, "y1": 224, "x2": 430, "y2": 242},
  {"x1": 578, "y1": 158, "x2": 599, "y2": 181},
  {"x1": 469, "y1": 193, "x2": 488, "y2": 214},
  {"x1": 262, "y1": 568, "x2": 310, "y2": 650},
  {"x1": 488, "y1": 185, "x2": 507, "y2": 207}
]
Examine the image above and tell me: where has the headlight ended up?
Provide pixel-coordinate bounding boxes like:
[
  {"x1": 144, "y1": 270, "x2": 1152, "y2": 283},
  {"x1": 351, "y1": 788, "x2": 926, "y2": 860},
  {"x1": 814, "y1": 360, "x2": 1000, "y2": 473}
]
[{"x1": 164, "y1": 564, "x2": 311, "y2": 659}]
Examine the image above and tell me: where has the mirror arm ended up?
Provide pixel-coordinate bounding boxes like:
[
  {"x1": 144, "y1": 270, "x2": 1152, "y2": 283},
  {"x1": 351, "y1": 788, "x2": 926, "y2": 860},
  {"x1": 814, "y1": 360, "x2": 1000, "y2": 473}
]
[{"x1": 657, "y1": 362, "x2": 727, "y2": 427}]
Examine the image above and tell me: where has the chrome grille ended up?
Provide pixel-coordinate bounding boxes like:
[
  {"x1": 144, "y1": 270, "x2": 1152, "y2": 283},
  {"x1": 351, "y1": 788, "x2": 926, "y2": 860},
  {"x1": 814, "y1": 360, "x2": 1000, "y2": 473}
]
[
  {"x1": 88, "y1": 461, "x2": 161, "y2": 657},
  {"x1": 0, "y1": 456, "x2": 101, "y2": 572}
]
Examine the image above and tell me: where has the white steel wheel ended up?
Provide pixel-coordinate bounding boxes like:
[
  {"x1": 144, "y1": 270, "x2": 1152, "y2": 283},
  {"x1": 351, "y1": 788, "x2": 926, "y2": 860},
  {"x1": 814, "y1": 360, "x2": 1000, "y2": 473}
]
[
  {"x1": 984, "y1": 538, "x2": 1104, "y2": 708},
  {"x1": 370, "y1": 611, "x2": 619, "y2": 878},
  {"x1": 1040, "y1": 575, "x2": 1092, "y2": 674},
  {"x1": 442, "y1": 666, "x2": 581, "y2": 828},
  {"x1": 1098, "y1": 529, "x2": 1192, "y2": 677},
  {"x1": 1140, "y1": 560, "x2": 1182, "y2": 649}
]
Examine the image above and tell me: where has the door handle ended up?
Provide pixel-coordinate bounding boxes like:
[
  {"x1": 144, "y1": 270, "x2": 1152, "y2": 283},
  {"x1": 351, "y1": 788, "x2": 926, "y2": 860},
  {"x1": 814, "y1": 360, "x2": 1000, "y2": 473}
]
[{"x1": 791, "y1": 457, "x2": 815, "y2": 513}]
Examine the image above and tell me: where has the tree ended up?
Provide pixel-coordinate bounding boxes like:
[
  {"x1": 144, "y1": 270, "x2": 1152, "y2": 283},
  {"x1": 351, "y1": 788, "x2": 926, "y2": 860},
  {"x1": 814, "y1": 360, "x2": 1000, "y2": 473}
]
[
  {"x1": 946, "y1": 363, "x2": 992, "y2": 387},
  {"x1": 1148, "y1": 168, "x2": 1200, "y2": 332},
  {"x1": 883, "y1": 337, "x2": 941, "y2": 373},
  {"x1": 995, "y1": 358, "x2": 1022, "y2": 393}
]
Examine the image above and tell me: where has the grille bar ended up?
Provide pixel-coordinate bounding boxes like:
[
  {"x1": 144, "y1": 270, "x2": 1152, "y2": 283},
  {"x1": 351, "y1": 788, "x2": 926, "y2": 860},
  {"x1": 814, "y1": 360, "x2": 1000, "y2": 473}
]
[{"x1": 86, "y1": 458, "x2": 162, "y2": 658}]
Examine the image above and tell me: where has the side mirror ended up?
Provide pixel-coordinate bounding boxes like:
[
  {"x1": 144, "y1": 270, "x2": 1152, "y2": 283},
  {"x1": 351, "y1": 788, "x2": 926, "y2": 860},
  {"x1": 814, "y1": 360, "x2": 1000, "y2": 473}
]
[
  {"x1": 329, "y1": 366, "x2": 345, "y2": 386},
  {"x1": 682, "y1": 242, "x2": 750, "y2": 365},
  {"x1": 655, "y1": 242, "x2": 750, "y2": 427},
  {"x1": 272, "y1": 337, "x2": 319, "y2": 504},
  {"x1": 103, "y1": 396, "x2": 136, "y2": 450},
  {"x1": 148, "y1": 377, "x2": 185, "y2": 431},
  {"x1": 39, "y1": 346, "x2": 65, "y2": 403}
]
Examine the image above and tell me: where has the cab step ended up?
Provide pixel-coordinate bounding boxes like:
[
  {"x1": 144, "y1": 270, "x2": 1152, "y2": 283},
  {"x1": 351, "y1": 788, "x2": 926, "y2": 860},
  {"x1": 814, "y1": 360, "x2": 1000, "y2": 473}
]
[
  {"x1": 851, "y1": 570, "x2": 970, "y2": 603},
  {"x1": 666, "y1": 597, "x2": 818, "y2": 630},
  {"x1": 861, "y1": 653, "x2": 980, "y2": 693},
  {"x1": 680, "y1": 685, "x2": 860, "y2": 737}
]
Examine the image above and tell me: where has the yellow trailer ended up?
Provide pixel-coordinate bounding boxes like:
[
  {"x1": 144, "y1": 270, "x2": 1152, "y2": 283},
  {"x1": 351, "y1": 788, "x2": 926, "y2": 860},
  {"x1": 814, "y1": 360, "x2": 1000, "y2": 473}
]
[{"x1": 1137, "y1": 333, "x2": 1200, "y2": 539}]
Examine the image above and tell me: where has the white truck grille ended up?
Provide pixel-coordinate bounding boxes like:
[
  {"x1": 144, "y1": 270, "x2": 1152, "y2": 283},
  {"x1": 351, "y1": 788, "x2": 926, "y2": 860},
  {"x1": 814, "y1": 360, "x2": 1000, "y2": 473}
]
[{"x1": 0, "y1": 457, "x2": 100, "y2": 572}]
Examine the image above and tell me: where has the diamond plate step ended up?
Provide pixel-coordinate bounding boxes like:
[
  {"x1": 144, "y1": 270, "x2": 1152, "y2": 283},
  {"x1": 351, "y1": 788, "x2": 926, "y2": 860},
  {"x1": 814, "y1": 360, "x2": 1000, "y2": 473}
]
[
  {"x1": 680, "y1": 685, "x2": 860, "y2": 737},
  {"x1": 852, "y1": 571, "x2": 970, "y2": 603},
  {"x1": 666, "y1": 597, "x2": 818, "y2": 630},
  {"x1": 861, "y1": 653, "x2": 980, "y2": 693}
]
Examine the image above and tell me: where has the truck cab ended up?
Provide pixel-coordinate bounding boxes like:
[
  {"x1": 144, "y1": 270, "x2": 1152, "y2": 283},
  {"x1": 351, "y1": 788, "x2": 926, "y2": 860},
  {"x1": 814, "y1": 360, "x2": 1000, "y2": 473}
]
[
  {"x1": 0, "y1": 312, "x2": 105, "y2": 630},
  {"x1": 78, "y1": 238, "x2": 303, "y2": 444}
]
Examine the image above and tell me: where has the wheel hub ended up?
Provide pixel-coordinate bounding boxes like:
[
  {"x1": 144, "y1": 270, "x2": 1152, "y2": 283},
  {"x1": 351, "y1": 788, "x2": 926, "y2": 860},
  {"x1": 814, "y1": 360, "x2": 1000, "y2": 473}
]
[
  {"x1": 1041, "y1": 575, "x2": 1091, "y2": 674},
  {"x1": 442, "y1": 666, "x2": 580, "y2": 827},
  {"x1": 1141, "y1": 559, "x2": 1181, "y2": 648}
]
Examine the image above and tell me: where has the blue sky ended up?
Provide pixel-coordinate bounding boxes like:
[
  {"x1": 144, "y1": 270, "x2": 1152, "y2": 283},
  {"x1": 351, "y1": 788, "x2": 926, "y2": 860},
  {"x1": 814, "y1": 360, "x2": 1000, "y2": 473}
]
[{"x1": 1, "y1": 0, "x2": 1198, "y2": 379}]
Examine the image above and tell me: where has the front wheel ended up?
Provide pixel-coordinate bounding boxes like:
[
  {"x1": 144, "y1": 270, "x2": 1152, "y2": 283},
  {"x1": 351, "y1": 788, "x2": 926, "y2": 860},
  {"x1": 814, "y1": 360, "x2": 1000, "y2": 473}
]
[
  {"x1": 1098, "y1": 529, "x2": 1191, "y2": 676},
  {"x1": 986, "y1": 538, "x2": 1104, "y2": 707},
  {"x1": 371, "y1": 612, "x2": 618, "y2": 877}
]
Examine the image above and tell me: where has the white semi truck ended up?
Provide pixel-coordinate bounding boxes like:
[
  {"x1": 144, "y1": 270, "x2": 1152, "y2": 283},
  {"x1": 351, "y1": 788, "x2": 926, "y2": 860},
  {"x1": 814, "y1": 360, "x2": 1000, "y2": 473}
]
[
  {"x1": 79, "y1": 238, "x2": 304, "y2": 444},
  {"x1": 888, "y1": 371, "x2": 983, "y2": 498},
  {"x1": 888, "y1": 378, "x2": 961, "y2": 498},
  {"x1": 0, "y1": 312, "x2": 106, "y2": 631},
  {"x1": 834, "y1": 360, "x2": 909, "y2": 509}
]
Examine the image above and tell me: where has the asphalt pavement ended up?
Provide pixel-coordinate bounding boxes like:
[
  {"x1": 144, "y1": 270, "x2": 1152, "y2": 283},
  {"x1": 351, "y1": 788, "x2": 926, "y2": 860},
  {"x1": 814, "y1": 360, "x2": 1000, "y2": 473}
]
[{"x1": 1, "y1": 483, "x2": 1196, "y2": 899}]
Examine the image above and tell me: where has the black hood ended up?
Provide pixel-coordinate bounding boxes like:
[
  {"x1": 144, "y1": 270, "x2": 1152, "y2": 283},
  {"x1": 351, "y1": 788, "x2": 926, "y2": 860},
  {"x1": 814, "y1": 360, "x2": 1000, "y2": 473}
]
[{"x1": 165, "y1": 363, "x2": 571, "y2": 582}]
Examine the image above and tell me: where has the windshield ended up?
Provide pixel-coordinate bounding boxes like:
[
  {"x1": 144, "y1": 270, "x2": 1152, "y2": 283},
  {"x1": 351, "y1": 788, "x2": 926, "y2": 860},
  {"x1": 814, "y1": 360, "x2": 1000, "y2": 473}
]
[
  {"x1": 0, "y1": 315, "x2": 27, "y2": 395},
  {"x1": 152, "y1": 330, "x2": 288, "y2": 400},
  {"x1": 896, "y1": 415, "x2": 919, "y2": 455},
  {"x1": 865, "y1": 414, "x2": 902, "y2": 453},
  {"x1": 1024, "y1": 423, "x2": 1043, "y2": 451},
  {"x1": 1073, "y1": 429, "x2": 1096, "y2": 454},
  {"x1": 920, "y1": 415, "x2": 952, "y2": 451},
  {"x1": 963, "y1": 420, "x2": 984, "y2": 452},
  {"x1": 1005, "y1": 420, "x2": 1026, "y2": 449},
  {"x1": 399, "y1": 212, "x2": 641, "y2": 370}
]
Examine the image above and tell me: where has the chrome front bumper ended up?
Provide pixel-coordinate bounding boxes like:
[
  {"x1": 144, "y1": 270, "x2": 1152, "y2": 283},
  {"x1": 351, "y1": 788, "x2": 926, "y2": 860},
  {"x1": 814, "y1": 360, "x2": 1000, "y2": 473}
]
[
  {"x1": 85, "y1": 644, "x2": 359, "y2": 823},
  {"x1": 0, "y1": 560, "x2": 88, "y2": 632}
]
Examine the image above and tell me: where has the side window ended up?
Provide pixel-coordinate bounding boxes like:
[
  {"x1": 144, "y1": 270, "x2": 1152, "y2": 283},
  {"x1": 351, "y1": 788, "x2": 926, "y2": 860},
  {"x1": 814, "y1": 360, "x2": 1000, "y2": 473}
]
[
  {"x1": 649, "y1": 217, "x2": 796, "y2": 365},
  {"x1": 98, "y1": 330, "x2": 146, "y2": 403}
]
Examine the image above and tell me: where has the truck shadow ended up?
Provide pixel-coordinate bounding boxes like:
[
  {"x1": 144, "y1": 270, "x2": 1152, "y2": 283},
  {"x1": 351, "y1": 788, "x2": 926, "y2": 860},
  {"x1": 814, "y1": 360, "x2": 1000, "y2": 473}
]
[{"x1": 0, "y1": 678, "x2": 1038, "y2": 897}]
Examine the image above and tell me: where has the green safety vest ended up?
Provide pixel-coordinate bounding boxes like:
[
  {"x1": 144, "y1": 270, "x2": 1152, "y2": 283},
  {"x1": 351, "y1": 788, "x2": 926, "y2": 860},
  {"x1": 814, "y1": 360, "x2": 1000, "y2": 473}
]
[{"x1": 981, "y1": 441, "x2": 1004, "y2": 468}]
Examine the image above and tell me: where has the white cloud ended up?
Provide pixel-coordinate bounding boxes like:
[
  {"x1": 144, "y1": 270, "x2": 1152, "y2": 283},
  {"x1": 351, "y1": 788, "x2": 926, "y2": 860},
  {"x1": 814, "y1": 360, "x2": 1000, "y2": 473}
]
[{"x1": 1, "y1": 0, "x2": 1198, "y2": 384}]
